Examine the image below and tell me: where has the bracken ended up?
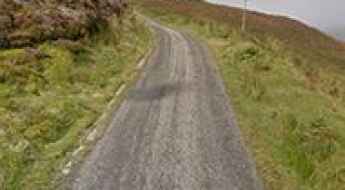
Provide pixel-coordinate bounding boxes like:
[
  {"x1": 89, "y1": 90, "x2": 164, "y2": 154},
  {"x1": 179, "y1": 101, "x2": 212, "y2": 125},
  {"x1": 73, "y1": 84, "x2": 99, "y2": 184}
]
[{"x1": 0, "y1": 0, "x2": 128, "y2": 48}]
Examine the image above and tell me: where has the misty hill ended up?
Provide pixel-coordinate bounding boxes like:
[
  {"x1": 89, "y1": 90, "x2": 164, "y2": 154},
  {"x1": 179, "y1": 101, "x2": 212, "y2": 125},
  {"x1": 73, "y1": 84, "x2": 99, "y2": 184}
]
[{"x1": 332, "y1": 28, "x2": 345, "y2": 41}]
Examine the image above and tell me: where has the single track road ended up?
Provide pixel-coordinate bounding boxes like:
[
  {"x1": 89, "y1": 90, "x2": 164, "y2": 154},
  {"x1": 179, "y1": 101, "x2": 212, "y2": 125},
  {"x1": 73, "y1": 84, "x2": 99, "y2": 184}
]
[{"x1": 70, "y1": 20, "x2": 263, "y2": 190}]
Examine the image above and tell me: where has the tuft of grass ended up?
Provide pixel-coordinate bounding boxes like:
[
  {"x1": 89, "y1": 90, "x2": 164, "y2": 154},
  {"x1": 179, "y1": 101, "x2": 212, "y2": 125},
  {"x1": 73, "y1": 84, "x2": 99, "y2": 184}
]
[
  {"x1": 0, "y1": 11, "x2": 152, "y2": 190},
  {"x1": 136, "y1": 1, "x2": 345, "y2": 189}
]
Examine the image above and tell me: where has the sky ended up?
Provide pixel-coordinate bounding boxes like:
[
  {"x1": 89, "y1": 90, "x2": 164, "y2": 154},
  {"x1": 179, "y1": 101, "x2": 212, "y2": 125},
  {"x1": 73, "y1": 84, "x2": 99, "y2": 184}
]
[{"x1": 207, "y1": 0, "x2": 345, "y2": 40}]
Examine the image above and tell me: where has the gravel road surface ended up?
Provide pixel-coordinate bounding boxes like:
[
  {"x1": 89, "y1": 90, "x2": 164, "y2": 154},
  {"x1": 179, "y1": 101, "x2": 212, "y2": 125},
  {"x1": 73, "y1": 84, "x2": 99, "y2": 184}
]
[{"x1": 70, "y1": 20, "x2": 262, "y2": 190}]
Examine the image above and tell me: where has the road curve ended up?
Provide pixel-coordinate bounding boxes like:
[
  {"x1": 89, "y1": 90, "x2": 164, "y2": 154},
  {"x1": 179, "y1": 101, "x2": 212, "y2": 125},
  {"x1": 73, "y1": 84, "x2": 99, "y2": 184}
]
[{"x1": 70, "y1": 21, "x2": 262, "y2": 190}]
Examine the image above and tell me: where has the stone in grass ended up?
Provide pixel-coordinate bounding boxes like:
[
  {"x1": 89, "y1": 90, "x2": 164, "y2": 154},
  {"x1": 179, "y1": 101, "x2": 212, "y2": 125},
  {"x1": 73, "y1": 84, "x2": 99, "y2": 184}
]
[
  {"x1": 62, "y1": 161, "x2": 73, "y2": 175},
  {"x1": 10, "y1": 139, "x2": 29, "y2": 153}
]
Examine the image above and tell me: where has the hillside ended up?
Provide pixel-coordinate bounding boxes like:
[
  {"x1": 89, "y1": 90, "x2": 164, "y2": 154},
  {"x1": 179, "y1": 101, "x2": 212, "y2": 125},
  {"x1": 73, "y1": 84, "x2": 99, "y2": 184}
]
[
  {"x1": 138, "y1": 0, "x2": 345, "y2": 69},
  {"x1": 0, "y1": 0, "x2": 127, "y2": 48},
  {"x1": 1, "y1": 0, "x2": 345, "y2": 189},
  {"x1": 0, "y1": 1, "x2": 152, "y2": 189},
  {"x1": 135, "y1": 0, "x2": 345, "y2": 189}
]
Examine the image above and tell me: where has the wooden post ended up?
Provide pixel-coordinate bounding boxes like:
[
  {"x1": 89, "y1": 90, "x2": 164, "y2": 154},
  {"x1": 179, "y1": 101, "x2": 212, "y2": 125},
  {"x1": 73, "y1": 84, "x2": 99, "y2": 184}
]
[{"x1": 241, "y1": 0, "x2": 248, "y2": 32}]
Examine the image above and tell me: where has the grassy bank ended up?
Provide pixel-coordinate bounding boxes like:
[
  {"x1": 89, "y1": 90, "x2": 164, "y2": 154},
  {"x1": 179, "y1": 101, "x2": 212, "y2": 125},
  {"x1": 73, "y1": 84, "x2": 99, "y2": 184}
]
[
  {"x1": 0, "y1": 11, "x2": 151, "y2": 189},
  {"x1": 136, "y1": 1, "x2": 345, "y2": 189}
]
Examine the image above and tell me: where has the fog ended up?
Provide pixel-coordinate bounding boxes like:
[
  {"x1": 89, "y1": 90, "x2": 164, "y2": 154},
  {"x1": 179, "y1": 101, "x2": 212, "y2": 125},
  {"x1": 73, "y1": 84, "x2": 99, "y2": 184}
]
[{"x1": 207, "y1": 0, "x2": 345, "y2": 41}]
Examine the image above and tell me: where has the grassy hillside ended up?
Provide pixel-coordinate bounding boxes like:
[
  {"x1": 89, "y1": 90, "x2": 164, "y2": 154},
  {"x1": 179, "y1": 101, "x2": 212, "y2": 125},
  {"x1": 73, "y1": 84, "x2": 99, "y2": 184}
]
[
  {"x1": 0, "y1": 11, "x2": 151, "y2": 189},
  {"x1": 135, "y1": 0, "x2": 345, "y2": 189}
]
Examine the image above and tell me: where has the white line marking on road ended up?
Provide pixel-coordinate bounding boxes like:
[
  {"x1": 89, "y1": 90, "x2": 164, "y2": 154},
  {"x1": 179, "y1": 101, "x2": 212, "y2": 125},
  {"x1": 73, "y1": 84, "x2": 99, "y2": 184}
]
[
  {"x1": 87, "y1": 129, "x2": 98, "y2": 142},
  {"x1": 116, "y1": 84, "x2": 126, "y2": 97},
  {"x1": 72, "y1": 146, "x2": 85, "y2": 157},
  {"x1": 137, "y1": 58, "x2": 146, "y2": 69}
]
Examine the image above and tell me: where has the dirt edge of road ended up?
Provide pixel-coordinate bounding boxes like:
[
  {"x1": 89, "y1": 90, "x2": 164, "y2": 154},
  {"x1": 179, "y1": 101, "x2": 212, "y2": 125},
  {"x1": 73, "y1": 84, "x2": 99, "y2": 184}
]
[{"x1": 55, "y1": 37, "x2": 155, "y2": 189}]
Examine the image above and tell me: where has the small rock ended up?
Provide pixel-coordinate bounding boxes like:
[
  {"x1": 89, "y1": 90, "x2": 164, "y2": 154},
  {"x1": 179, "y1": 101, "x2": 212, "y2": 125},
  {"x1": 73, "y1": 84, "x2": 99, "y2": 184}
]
[
  {"x1": 62, "y1": 161, "x2": 73, "y2": 175},
  {"x1": 87, "y1": 129, "x2": 98, "y2": 142},
  {"x1": 62, "y1": 168, "x2": 70, "y2": 175},
  {"x1": 10, "y1": 140, "x2": 29, "y2": 153}
]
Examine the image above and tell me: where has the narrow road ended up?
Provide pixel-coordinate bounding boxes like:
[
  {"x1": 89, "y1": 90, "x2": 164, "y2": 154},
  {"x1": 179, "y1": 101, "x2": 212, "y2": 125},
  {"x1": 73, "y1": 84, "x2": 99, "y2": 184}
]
[{"x1": 70, "y1": 21, "x2": 262, "y2": 190}]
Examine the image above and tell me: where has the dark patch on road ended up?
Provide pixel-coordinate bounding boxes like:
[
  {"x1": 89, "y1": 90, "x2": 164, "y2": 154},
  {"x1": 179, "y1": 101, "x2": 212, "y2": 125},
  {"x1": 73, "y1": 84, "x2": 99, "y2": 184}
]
[{"x1": 67, "y1": 20, "x2": 263, "y2": 190}]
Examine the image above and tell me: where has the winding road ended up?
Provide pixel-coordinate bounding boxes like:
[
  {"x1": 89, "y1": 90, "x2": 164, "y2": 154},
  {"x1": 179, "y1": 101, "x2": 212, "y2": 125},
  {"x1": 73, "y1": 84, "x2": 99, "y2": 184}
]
[{"x1": 70, "y1": 20, "x2": 262, "y2": 190}]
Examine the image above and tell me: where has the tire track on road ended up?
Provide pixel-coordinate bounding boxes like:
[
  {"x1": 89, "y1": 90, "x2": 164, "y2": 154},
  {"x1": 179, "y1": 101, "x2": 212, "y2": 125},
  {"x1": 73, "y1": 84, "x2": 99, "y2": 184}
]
[{"x1": 69, "y1": 20, "x2": 263, "y2": 190}]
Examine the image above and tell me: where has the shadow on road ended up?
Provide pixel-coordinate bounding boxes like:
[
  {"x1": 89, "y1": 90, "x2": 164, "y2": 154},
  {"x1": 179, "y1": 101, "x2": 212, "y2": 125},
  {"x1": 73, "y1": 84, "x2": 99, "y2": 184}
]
[{"x1": 127, "y1": 82, "x2": 191, "y2": 101}]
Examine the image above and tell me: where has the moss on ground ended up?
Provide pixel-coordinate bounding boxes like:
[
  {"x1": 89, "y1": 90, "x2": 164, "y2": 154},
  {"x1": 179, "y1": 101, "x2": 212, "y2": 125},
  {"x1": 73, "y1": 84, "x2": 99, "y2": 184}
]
[{"x1": 0, "y1": 12, "x2": 152, "y2": 190}]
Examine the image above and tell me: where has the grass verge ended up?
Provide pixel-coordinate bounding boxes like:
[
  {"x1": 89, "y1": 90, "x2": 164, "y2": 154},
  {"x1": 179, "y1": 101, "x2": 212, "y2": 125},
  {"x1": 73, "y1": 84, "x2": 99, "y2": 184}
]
[
  {"x1": 135, "y1": 1, "x2": 345, "y2": 189},
  {"x1": 0, "y1": 11, "x2": 152, "y2": 190}
]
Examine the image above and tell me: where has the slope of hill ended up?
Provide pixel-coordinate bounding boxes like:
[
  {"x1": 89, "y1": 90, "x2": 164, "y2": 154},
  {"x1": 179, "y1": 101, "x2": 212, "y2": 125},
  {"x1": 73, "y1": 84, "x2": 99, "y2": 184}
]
[
  {"x1": 0, "y1": 0, "x2": 127, "y2": 48},
  {"x1": 135, "y1": 0, "x2": 345, "y2": 189},
  {"x1": 0, "y1": 1, "x2": 152, "y2": 189},
  {"x1": 139, "y1": 0, "x2": 345, "y2": 69}
]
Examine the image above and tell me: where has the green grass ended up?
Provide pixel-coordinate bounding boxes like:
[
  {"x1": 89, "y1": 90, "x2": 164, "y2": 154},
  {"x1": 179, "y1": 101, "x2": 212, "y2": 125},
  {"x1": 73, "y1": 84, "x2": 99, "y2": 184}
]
[
  {"x1": 217, "y1": 36, "x2": 345, "y2": 190},
  {"x1": 0, "y1": 12, "x2": 152, "y2": 190},
  {"x1": 136, "y1": 1, "x2": 345, "y2": 189}
]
